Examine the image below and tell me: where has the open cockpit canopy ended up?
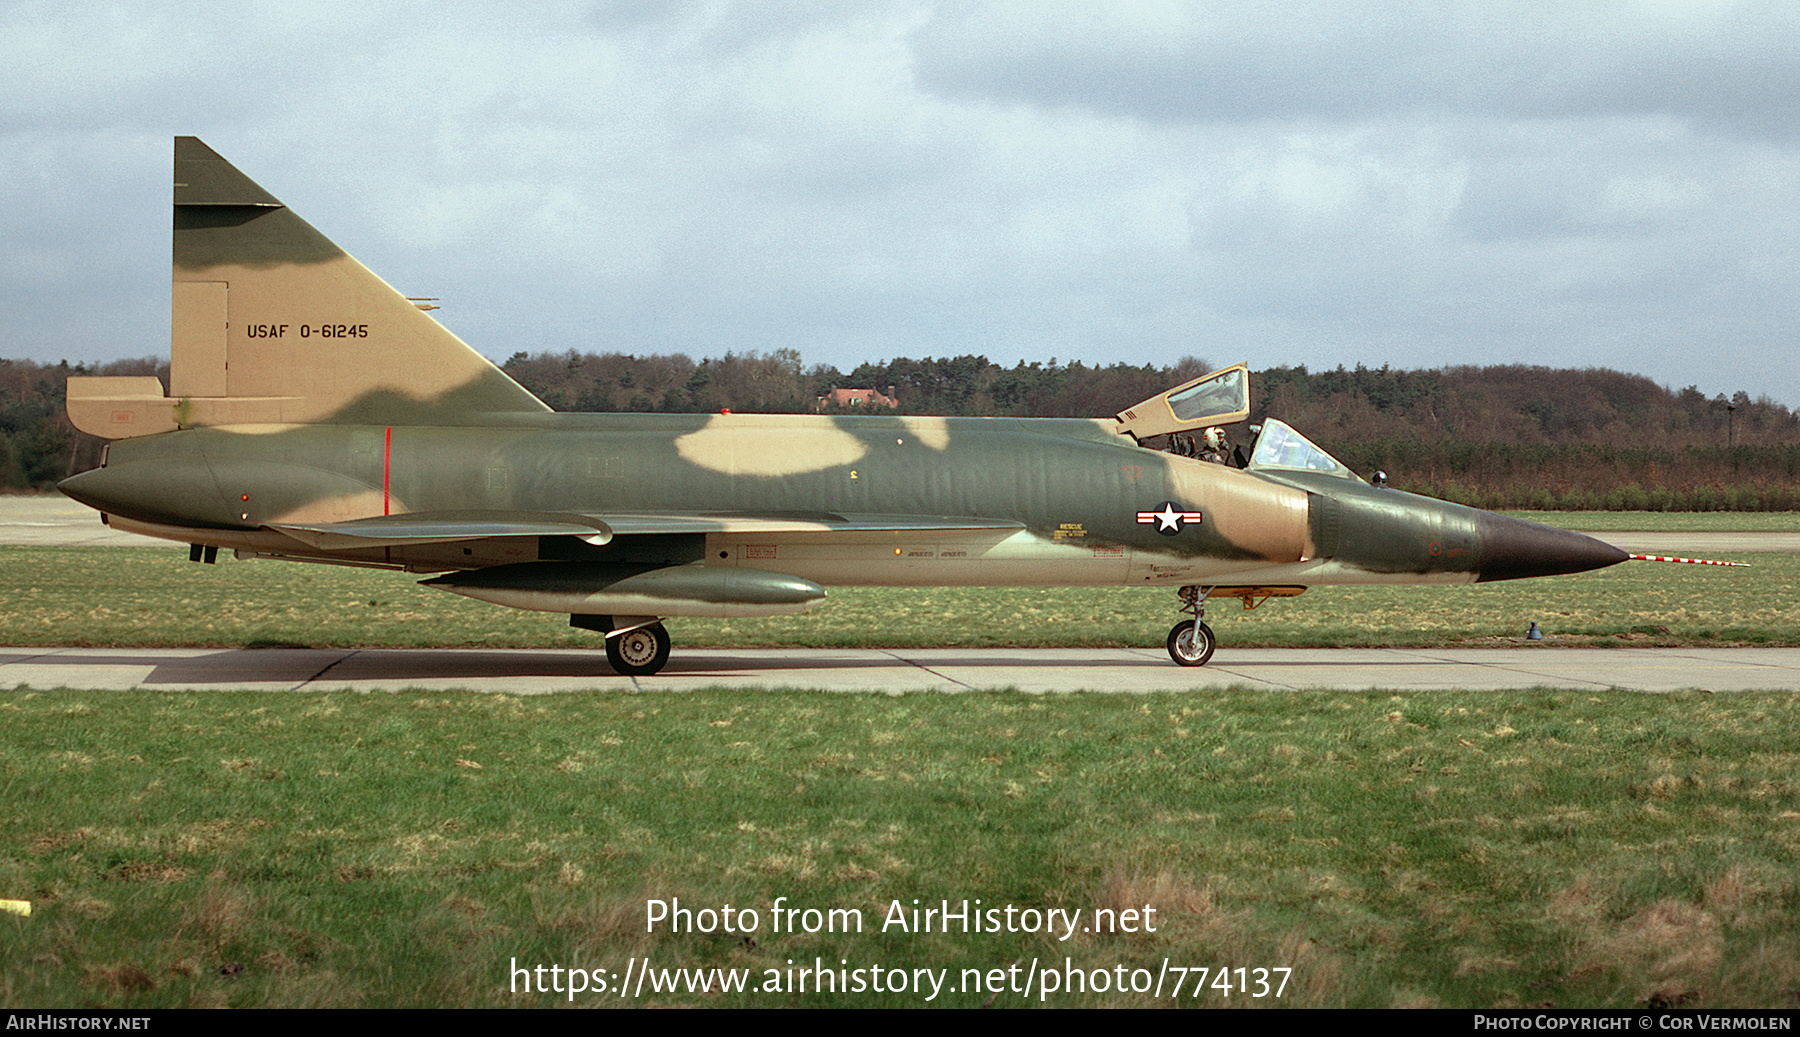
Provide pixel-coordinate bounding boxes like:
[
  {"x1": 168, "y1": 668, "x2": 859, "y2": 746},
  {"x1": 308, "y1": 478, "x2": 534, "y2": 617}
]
[
  {"x1": 1114, "y1": 362, "x2": 1250, "y2": 441},
  {"x1": 1115, "y1": 364, "x2": 1361, "y2": 481}
]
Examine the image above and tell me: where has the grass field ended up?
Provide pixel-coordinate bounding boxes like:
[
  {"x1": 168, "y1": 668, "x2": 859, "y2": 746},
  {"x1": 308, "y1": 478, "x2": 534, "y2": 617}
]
[
  {"x1": 3, "y1": 518, "x2": 1796, "y2": 1009},
  {"x1": 5, "y1": 687, "x2": 1800, "y2": 1008}
]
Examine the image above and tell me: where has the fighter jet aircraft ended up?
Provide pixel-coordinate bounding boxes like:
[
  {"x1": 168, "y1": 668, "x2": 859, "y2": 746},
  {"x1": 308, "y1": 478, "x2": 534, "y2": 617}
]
[{"x1": 59, "y1": 138, "x2": 1630, "y2": 675}]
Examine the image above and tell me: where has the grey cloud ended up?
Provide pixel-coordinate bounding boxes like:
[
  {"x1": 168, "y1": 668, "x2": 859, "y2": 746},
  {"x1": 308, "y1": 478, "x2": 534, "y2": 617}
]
[{"x1": 911, "y1": 2, "x2": 1800, "y2": 140}]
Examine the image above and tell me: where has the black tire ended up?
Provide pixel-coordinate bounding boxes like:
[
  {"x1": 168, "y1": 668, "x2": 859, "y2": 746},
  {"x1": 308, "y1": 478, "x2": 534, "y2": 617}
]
[
  {"x1": 606, "y1": 622, "x2": 671, "y2": 676},
  {"x1": 1166, "y1": 620, "x2": 1215, "y2": 667}
]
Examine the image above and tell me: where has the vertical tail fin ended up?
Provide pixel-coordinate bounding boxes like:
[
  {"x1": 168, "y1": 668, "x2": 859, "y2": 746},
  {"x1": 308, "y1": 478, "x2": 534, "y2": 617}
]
[{"x1": 69, "y1": 137, "x2": 548, "y2": 437}]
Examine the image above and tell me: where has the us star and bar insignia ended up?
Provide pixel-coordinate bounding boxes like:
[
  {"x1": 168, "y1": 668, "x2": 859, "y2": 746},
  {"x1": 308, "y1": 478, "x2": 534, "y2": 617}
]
[{"x1": 1136, "y1": 501, "x2": 1203, "y2": 535}]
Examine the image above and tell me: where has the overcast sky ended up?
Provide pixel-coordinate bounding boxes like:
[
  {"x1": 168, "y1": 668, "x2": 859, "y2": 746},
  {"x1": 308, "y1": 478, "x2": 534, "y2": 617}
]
[{"x1": 5, "y1": 0, "x2": 1798, "y2": 408}]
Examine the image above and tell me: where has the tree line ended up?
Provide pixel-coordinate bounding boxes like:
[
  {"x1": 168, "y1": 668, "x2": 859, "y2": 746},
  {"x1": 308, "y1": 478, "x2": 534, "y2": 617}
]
[
  {"x1": 494, "y1": 348, "x2": 1210, "y2": 419},
  {"x1": 5, "y1": 352, "x2": 1797, "y2": 510},
  {"x1": 1253, "y1": 364, "x2": 1800, "y2": 511}
]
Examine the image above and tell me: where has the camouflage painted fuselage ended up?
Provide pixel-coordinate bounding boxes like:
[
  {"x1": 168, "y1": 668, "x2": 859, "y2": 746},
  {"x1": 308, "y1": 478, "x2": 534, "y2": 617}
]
[
  {"x1": 61, "y1": 138, "x2": 1627, "y2": 653},
  {"x1": 66, "y1": 408, "x2": 1620, "y2": 601}
]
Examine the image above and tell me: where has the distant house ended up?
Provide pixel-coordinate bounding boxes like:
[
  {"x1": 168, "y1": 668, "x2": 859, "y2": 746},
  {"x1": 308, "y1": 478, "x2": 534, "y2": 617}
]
[{"x1": 817, "y1": 387, "x2": 898, "y2": 411}]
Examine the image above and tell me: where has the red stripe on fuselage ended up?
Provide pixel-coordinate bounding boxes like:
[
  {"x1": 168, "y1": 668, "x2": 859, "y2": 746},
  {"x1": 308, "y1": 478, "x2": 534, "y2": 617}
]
[{"x1": 383, "y1": 426, "x2": 392, "y2": 516}]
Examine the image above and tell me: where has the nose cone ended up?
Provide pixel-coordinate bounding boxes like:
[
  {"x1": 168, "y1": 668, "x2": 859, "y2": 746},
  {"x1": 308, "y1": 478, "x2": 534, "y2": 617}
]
[{"x1": 1476, "y1": 512, "x2": 1628, "y2": 582}]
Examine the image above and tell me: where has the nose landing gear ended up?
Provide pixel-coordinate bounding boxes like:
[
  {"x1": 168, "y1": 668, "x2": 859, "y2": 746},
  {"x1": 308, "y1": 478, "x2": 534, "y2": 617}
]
[
  {"x1": 1162, "y1": 584, "x2": 1307, "y2": 667},
  {"x1": 1167, "y1": 585, "x2": 1215, "y2": 667}
]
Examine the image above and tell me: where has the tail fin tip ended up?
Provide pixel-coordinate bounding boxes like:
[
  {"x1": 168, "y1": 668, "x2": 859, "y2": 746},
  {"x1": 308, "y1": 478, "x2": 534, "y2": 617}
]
[{"x1": 70, "y1": 137, "x2": 549, "y2": 438}]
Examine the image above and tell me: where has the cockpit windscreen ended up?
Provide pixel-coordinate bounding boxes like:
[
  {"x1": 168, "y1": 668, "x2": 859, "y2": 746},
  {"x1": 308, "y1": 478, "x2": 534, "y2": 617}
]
[{"x1": 1247, "y1": 420, "x2": 1360, "y2": 479}]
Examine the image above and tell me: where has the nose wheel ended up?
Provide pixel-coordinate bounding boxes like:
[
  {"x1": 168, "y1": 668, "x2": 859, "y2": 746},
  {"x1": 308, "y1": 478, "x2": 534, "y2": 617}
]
[
  {"x1": 1167, "y1": 619, "x2": 1215, "y2": 666},
  {"x1": 1166, "y1": 585, "x2": 1215, "y2": 666}
]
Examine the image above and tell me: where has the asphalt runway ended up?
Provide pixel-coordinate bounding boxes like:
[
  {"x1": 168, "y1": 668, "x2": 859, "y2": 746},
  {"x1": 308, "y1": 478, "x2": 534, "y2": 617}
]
[
  {"x1": 6, "y1": 495, "x2": 1796, "y2": 693},
  {"x1": 4, "y1": 645, "x2": 1798, "y2": 693}
]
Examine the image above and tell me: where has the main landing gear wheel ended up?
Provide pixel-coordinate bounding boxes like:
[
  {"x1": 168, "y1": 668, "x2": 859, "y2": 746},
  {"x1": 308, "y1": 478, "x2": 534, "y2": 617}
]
[
  {"x1": 606, "y1": 622, "x2": 671, "y2": 676},
  {"x1": 1167, "y1": 619, "x2": 1215, "y2": 667}
]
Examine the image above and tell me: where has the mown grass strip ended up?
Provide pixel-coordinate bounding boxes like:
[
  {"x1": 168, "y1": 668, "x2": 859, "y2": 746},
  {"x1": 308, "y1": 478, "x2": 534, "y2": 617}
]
[{"x1": 4, "y1": 687, "x2": 1798, "y2": 1008}]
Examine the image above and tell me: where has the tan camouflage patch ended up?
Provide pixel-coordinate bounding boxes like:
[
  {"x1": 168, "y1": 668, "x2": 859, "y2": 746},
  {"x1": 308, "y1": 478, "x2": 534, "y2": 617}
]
[
  {"x1": 266, "y1": 490, "x2": 393, "y2": 526},
  {"x1": 897, "y1": 416, "x2": 951, "y2": 451},
  {"x1": 674, "y1": 415, "x2": 868, "y2": 476}
]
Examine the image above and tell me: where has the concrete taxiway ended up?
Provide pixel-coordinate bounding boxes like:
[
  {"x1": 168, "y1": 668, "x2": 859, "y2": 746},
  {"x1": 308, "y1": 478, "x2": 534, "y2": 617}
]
[{"x1": 3, "y1": 645, "x2": 1798, "y2": 693}]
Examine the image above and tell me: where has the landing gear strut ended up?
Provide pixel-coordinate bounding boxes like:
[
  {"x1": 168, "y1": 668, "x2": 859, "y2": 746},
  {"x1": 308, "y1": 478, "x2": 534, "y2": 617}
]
[{"x1": 1166, "y1": 585, "x2": 1215, "y2": 667}]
